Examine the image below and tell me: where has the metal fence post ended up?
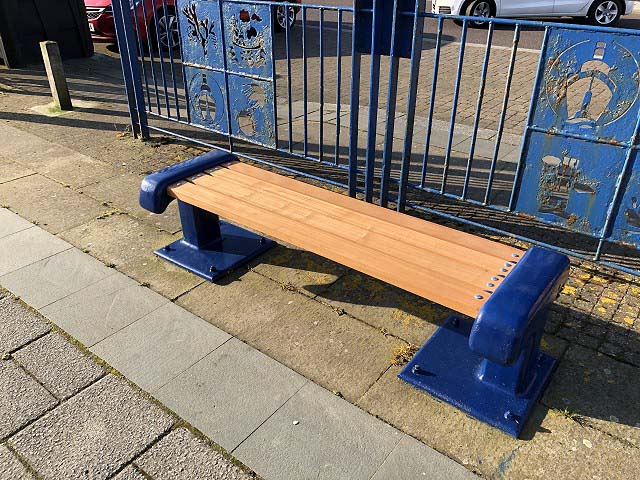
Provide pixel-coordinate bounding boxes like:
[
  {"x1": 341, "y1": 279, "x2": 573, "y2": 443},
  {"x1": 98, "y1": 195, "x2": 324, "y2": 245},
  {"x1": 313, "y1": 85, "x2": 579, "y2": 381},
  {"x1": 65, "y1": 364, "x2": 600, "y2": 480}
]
[{"x1": 112, "y1": 0, "x2": 149, "y2": 139}]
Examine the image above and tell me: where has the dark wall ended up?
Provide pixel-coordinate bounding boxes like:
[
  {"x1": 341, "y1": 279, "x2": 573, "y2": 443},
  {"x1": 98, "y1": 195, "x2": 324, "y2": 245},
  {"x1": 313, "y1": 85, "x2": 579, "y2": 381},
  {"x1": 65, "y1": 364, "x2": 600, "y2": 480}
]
[{"x1": 0, "y1": 0, "x2": 93, "y2": 68}]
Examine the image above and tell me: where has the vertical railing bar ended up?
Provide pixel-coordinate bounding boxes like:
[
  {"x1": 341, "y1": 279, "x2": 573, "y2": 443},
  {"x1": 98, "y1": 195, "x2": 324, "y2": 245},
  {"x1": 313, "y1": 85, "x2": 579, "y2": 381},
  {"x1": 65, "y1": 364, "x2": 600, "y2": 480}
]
[
  {"x1": 151, "y1": 3, "x2": 171, "y2": 116},
  {"x1": 508, "y1": 27, "x2": 549, "y2": 211},
  {"x1": 379, "y1": 0, "x2": 401, "y2": 207},
  {"x1": 139, "y1": 0, "x2": 160, "y2": 114},
  {"x1": 172, "y1": 2, "x2": 191, "y2": 124},
  {"x1": 364, "y1": 0, "x2": 381, "y2": 203},
  {"x1": 319, "y1": 8, "x2": 325, "y2": 163},
  {"x1": 161, "y1": 0, "x2": 180, "y2": 120},
  {"x1": 420, "y1": 15, "x2": 443, "y2": 189},
  {"x1": 348, "y1": 6, "x2": 362, "y2": 197},
  {"x1": 334, "y1": 10, "x2": 343, "y2": 166},
  {"x1": 285, "y1": 2, "x2": 293, "y2": 152},
  {"x1": 397, "y1": 0, "x2": 426, "y2": 212},
  {"x1": 484, "y1": 23, "x2": 520, "y2": 205},
  {"x1": 462, "y1": 21, "x2": 493, "y2": 200},
  {"x1": 302, "y1": 7, "x2": 308, "y2": 157},
  {"x1": 441, "y1": 19, "x2": 467, "y2": 194},
  {"x1": 217, "y1": 0, "x2": 234, "y2": 151},
  {"x1": 269, "y1": 3, "x2": 279, "y2": 148},
  {"x1": 130, "y1": 3, "x2": 151, "y2": 109}
]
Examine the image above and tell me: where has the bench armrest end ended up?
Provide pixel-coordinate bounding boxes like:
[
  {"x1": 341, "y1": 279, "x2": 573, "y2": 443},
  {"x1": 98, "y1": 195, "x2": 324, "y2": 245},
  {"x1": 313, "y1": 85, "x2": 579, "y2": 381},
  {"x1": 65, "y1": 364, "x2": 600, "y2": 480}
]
[{"x1": 139, "y1": 151, "x2": 237, "y2": 213}]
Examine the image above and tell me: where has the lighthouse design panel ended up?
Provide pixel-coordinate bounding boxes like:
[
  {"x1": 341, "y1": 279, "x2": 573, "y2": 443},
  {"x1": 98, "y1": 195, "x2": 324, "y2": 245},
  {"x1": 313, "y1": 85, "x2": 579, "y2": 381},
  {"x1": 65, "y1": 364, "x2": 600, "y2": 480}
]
[{"x1": 515, "y1": 28, "x2": 640, "y2": 237}]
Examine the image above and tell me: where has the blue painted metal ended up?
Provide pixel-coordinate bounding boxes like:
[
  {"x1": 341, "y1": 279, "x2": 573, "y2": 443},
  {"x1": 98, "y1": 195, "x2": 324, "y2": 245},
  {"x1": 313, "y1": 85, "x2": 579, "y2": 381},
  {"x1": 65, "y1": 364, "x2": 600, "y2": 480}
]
[
  {"x1": 354, "y1": 0, "x2": 417, "y2": 58},
  {"x1": 139, "y1": 151, "x2": 275, "y2": 280},
  {"x1": 364, "y1": 0, "x2": 381, "y2": 203},
  {"x1": 347, "y1": 0, "x2": 362, "y2": 198},
  {"x1": 334, "y1": 9, "x2": 343, "y2": 166},
  {"x1": 399, "y1": 247, "x2": 570, "y2": 437}
]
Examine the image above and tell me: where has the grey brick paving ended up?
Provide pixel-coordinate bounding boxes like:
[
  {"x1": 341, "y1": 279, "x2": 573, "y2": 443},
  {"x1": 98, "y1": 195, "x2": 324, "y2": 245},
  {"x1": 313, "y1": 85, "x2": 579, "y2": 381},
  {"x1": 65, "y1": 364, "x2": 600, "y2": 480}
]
[
  {"x1": 41, "y1": 273, "x2": 168, "y2": 347},
  {"x1": 0, "y1": 360, "x2": 57, "y2": 439},
  {"x1": 0, "y1": 295, "x2": 50, "y2": 355},
  {"x1": 13, "y1": 333, "x2": 105, "y2": 400},
  {"x1": 0, "y1": 444, "x2": 34, "y2": 480},
  {"x1": 0, "y1": 248, "x2": 115, "y2": 309},
  {"x1": 9, "y1": 375, "x2": 175, "y2": 480},
  {"x1": 156, "y1": 337, "x2": 307, "y2": 452},
  {"x1": 0, "y1": 227, "x2": 70, "y2": 277},
  {"x1": 91, "y1": 301, "x2": 230, "y2": 392},
  {"x1": 235, "y1": 381, "x2": 402, "y2": 480},
  {"x1": 0, "y1": 209, "x2": 32, "y2": 239},
  {"x1": 135, "y1": 428, "x2": 254, "y2": 480}
]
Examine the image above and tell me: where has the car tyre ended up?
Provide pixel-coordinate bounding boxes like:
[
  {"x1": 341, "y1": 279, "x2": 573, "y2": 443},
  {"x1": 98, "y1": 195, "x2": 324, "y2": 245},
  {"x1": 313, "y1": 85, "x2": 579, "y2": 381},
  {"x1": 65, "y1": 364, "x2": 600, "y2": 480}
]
[
  {"x1": 274, "y1": 3, "x2": 297, "y2": 32},
  {"x1": 588, "y1": 0, "x2": 622, "y2": 27},
  {"x1": 466, "y1": 0, "x2": 495, "y2": 27},
  {"x1": 152, "y1": 7, "x2": 181, "y2": 51}
]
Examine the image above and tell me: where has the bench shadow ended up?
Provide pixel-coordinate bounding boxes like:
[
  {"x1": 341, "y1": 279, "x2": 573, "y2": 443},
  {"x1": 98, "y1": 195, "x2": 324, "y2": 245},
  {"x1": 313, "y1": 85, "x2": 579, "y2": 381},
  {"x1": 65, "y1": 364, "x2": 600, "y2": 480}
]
[{"x1": 246, "y1": 241, "x2": 640, "y2": 440}]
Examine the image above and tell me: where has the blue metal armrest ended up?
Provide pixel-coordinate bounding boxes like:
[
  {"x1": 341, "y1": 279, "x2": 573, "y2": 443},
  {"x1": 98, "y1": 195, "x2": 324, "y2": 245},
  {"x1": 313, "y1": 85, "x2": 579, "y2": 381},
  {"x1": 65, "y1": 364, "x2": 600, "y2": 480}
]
[
  {"x1": 138, "y1": 151, "x2": 274, "y2": 281},
  {"x1": 400, "y1": 247, "x2": 570, "y2": 437},
  {"x1": 139, "y1": 150, "x2": 237, "y2": 214}
]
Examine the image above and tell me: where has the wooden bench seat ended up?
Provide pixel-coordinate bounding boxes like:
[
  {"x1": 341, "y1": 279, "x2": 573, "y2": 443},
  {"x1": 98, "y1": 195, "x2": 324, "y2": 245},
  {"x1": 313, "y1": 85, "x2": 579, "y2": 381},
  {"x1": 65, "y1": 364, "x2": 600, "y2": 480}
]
[
  {"x1": 139, "y1": 150, "x2": 570, "y2": 438},
  {"x1": 168, "y1": 160, "x2": 523, "y2": 318}
]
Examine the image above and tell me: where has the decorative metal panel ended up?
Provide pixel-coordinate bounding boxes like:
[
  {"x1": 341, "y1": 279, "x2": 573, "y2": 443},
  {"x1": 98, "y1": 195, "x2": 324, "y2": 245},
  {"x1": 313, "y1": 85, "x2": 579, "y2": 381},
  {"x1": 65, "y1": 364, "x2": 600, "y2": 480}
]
[
  {"x1": 222, "y1": 2, "x2": 273, "y2": 78},
  {"x1": 611, "y1": 156, "x2": 640, "y2": 247},
  {"x1": 179, "y1": 0, "x2": 224, "y2": 69},
  {"x1": 184, "y1": 65, "x2": 229, "y2": 133},
  {"x1": 176, "y1": 0, "x2": 276, "y2": 147},
  {"x1": 516, "y1": 28, "x2": 640, "y2": 239}
]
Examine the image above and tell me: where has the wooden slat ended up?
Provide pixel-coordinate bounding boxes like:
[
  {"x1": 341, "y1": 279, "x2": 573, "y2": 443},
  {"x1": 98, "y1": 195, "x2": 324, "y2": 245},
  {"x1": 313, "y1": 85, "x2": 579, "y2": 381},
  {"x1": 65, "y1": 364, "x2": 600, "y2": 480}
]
[
  {"x1": 169, "y1": 180, "x2": 501, "y2": 317},
  {"x1": 225, "y1": 162, "x2": 522, "y2": 259},
  {"x1": 190, "y1": 172, "x2": 510, "y2": 289},
  {"x1": 205, "y1": 165, "x2": 517, "y2": 275}
]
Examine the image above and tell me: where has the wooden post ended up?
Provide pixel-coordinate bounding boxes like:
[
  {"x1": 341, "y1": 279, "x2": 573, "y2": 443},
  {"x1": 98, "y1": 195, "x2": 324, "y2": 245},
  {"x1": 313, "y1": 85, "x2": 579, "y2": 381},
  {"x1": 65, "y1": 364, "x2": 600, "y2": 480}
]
[{"x1": 39, "y1": 41, "x2": 72, "y2": 110}]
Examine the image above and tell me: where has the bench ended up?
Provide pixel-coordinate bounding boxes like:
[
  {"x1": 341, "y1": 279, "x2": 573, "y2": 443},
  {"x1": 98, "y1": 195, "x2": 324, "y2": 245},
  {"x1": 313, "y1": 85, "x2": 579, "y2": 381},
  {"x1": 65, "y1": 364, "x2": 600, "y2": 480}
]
[{"x1": 140, "y1": 150, "x2": 570, "y2": 437}]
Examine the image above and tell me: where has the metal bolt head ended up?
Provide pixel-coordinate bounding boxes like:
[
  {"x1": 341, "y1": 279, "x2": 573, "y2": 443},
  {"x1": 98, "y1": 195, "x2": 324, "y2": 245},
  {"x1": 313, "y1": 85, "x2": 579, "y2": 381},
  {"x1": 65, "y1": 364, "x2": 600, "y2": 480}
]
[
  {"x1": 505, "y1": 262, "x2": 512, "y2": 267},
  {"x1": 209, "y1": 265, "x2": 218, "y2": 273},
  {"x1": 500, "y1": 268, "x2": 508, "y2": 273},
  {"x1": 260, "y1": 237, "x2": 266, "y2": 245},
  {"x1": 474, "y1": 294, "x2": 484, "y2": 300},
  {"x1": 512, "y1": 253, "x2": 520, "y2": 258},
  {"x1": 491, "y1": 276, "x2": 499, "y2": 281},
  {"x1": 451, "y1": 318, "x2": 459, "y2": 327},
  {"x1": 487, "y1": 282, "x2": 495, "y2": 287},
  {"x1": 412, "y1": 364, "x2": 422, "y2": 375}
]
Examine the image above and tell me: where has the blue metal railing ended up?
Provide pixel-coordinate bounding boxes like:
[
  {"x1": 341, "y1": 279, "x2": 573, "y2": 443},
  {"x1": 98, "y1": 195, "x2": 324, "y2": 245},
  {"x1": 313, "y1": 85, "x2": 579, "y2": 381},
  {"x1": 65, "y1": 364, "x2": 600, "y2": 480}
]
[{"x1": 112, "y1": 0, "x2": 640, "y2": 276}]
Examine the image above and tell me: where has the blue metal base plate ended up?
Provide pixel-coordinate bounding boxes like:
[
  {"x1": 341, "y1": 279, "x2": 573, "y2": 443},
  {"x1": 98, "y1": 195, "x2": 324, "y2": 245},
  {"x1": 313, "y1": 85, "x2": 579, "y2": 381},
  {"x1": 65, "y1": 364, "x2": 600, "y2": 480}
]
[
  {"x1": 398, "y1": 316, "x2": 556, "y2": 437},
  {"x1": 155, "y1": 221, "x2": 275, "y2": 281}
]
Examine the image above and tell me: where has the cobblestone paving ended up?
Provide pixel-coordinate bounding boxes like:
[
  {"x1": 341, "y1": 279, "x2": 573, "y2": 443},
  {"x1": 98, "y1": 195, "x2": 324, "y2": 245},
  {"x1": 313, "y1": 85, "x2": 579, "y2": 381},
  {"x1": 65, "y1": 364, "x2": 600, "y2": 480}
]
[{"x1": 0, "y1": 293, "x2": 256, "y2": 480}]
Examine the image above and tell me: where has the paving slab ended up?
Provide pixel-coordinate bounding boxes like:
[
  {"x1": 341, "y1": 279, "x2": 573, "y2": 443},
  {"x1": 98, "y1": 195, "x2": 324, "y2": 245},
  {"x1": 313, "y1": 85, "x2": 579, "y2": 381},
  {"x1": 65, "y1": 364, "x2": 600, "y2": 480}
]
[
  {"x1": 177, "y1": 271, "x2": 397, "y2": 403},
  {"x1": 543, "y1": 344, "x2": 640, "y2": 448},
  {"x1": 357, "y1": 364, "x2": 519, "y2": 478},
  {"x1": 0, "y1": 227, "x2": 70, "y2": 277},
  {"x1": 35, "y1": 151, "x2": 119, "y2": 189},
  {"x1": 40, "y1": 273, "x2": 168, "y2": 347},
  {"x1": 82, "y1": 172, "x2": 182, "y2": 234},
  {"x1": 249, "y1": 244, "x2": 348, "y2": 298},
  {"x1": 60, "y1": 214, "x2": 202, "y2": 299},
  {"x1": 0, "y1": 295, "x2": 51, "y2": 355},
  {"x1": 315, "y1": 270, "x2": 449, "y2": 346},
  {"x1": 91, "y1": 301, "x2": 231, "y2": 392},
  {"x1": 0, "y1": 248, "x2": 115, "y2": 308},
  {"x1": 0, "y1": 174, "x2": 108, "y2": 234},
  {"x1": 0, "y1": 209, "x2": 33, "y2": 239},
  {"x1": 370, "y1": 435, "x2": 477, "y2": 480},
  {"x1": 155, "y1": 337, "x2": 307, "y2": 452},
  {"x1": 135, "y1": 428, "x2": 254, "y2": 480},
  {"x1": 234, "y1": 381, "x2": 401, "y2": 480},
  {"x1": 504, "y1": 406, "x2": 640, "y2": 480},
  {"x1": 112, "y1": 465, "x2": 147, "y2": 480},
  {"x1": 0, "y1": 359, "x2": 57, "y2": 439},
  {"x1": 13, "y1": 333, "x2": 106, "y2": 400},
  {"x1": 0, "y1": 158, "x2": 35, "y2": 185},
  {"x1": 9, "y1": 375, "x2": 175, "y2": 480},
  {"x1": 0, "y1": 444, "x2": 35, "y2": 480}
]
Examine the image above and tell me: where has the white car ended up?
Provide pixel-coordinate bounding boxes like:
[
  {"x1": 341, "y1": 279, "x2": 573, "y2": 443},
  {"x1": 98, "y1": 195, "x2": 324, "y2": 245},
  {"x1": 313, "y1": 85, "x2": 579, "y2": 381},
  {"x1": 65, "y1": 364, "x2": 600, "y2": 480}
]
[{"x1": 432, "y1": 0, "x2": 635, "y2": 26}]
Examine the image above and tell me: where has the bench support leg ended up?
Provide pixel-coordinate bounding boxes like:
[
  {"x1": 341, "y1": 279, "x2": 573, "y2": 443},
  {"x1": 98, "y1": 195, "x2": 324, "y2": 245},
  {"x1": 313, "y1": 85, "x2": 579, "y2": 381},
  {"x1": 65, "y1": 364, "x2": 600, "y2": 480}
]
[
  {"x1": 398, "y1": 315, "x2": 556, "y2": 438},
  {"x1": 154, "y1": 201, "x2": 276, "y2": 281}
]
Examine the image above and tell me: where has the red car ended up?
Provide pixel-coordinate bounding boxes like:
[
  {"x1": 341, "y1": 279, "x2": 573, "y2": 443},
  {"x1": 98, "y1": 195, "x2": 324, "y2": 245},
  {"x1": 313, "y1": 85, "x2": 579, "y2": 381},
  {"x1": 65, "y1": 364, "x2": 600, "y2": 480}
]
[{"x1": 85, "y1": 0, "x2": 299, "y2": 49}]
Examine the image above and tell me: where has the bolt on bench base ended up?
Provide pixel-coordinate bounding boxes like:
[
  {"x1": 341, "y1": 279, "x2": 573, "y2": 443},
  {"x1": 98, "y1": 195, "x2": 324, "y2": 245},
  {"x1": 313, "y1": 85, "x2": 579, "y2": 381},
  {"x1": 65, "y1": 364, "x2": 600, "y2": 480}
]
[
  {"x1": 155, "y1": 220, "x2": 275, "y2": 282},
  {"x1": 399, "y1": 315, "x2": 556, "y2": 438}
]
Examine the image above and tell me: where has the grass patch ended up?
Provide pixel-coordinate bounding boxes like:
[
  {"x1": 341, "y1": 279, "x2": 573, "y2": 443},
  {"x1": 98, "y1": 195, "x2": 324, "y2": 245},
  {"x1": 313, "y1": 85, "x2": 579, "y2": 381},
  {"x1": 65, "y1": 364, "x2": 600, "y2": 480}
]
[{"x1": 391, "y1": 343, "x2": 418, "y2": 366}]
